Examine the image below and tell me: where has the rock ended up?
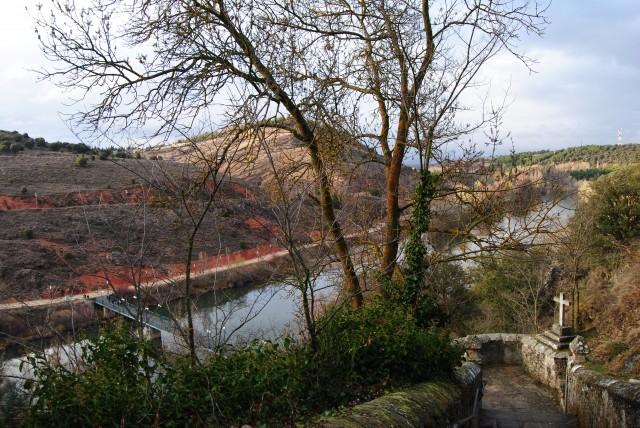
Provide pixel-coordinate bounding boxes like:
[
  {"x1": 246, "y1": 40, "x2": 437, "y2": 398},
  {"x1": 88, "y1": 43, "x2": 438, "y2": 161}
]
[{"x1": 569, "y1": 335, "x2": 590, "y2": 361}]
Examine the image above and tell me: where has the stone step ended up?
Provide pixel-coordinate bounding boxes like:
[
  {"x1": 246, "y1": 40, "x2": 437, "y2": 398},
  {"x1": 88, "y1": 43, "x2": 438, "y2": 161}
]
[
  {"x1": 479, "y1": 412, "x2": 579, "y2": 428},
  {"x1": 535, "y1": 333, "x2": 569, "y2": 351},
  {"x1": 479, "y1": 417, "x2": 498, "y2": 428}
]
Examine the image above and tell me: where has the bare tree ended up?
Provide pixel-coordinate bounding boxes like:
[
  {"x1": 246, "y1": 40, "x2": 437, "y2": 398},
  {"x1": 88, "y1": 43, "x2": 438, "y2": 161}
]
[
  {"x1": 277, "y1": 0, "x2": 549, "y2": 279},
  {"x1": 33, "y1": 0, "x2": 363, "y2": 308}
]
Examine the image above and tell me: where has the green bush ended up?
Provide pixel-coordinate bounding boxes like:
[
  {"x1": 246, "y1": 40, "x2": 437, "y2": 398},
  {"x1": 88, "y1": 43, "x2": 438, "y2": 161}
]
[
  {"x1": 313, "y1": 299, "x2": 460, "y2": 403},
  {"x1": 74, "y1": 155, "x2": 89, "y2": 167},
  {"x1": 569, "y1": 167, "x2": 613, "y2": 181},
  {"x1": 24, "y1": 328, "x2": 160, "y2": 428},
  {"x1": 20, "y1": 229, "x2": 34, "y2": 239},
  {"x1": 160, "y1": 340, "x2": 310, "y2": 426},
  {"x1": 22, "y1": 302, "x2": 460, "y2": 427},
  {"x1": 587, "y1": 165, "x2": 640, "y2": 242}
]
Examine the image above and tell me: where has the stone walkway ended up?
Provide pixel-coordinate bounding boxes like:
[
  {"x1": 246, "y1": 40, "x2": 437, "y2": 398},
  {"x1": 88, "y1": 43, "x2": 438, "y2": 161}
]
[{"x1": 480, "y1": 365, "x2": 578, "y2": 428}]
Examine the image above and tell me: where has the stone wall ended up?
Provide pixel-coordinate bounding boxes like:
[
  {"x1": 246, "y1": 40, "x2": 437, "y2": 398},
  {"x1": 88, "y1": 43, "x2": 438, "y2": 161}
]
[
  {"x1": 520, "y1": 335, "x2": 568, "y2": 403},
  {"x1": 456, "y1": 333, "x2": 640, "y2": 428},
  {"x1": 453, "y1": 333, "x2": 524, "y2": 366},
  {"x1": 312, "y1": 362, "x2": 482, "y2": 428},
  {"x1": 566, "y1": 364, "x2": 640, "y2": 428}
]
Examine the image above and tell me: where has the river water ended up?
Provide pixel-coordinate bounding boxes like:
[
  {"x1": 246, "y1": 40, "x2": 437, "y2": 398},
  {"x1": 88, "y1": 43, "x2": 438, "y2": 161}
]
[
  {"x1": 160, "y1": 270, "x2": 340, "y2": 353},
  {"x1": 2, "y1": 197, "x2": 576, "y2": 372}
]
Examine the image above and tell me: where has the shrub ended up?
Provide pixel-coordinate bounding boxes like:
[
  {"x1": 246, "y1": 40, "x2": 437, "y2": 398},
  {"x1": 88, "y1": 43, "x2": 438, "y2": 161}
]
[
  {"x1": 470, "y1": 250, "x2": 554, "y2": 333},
  {"x1": 71, "y1": 143, "x2": 91, "y2": 154},
  {"x1": 160, "y1": 340, "x2": 310, "y2": 426},
  {"x1": 24, "y1": 328, "x2": 160, "y2": 428},
  {"x1": 569, "y1": 167, "x2": 613, "y2": 181},
  {"x1": 20, "y1": 229, "x2": 34, "y2": 239},
  {"x1": 22, "y1": 303, "x2": 460, "y2": 427},
  {"x1": 586, "y1": 165, "x2": 640, "y2": 242},
  {"x1": 48, "y1": 142, "x2": 62, "y2": 151},
  {"x1": 74, "y1": 155, "x2": 88, "y2": 167},
  {"x1": 9, "y1": 143, "x2": 23, "y2": 153},
  {"x1": 313, "y1": 298, "x2": 460, "y2": 405}
]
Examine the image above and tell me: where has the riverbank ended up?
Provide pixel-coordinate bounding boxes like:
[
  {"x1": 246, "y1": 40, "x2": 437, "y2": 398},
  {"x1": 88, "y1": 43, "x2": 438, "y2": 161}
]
[{"x1": 0, "y1": 253, "x2": 293, "y2": 352}]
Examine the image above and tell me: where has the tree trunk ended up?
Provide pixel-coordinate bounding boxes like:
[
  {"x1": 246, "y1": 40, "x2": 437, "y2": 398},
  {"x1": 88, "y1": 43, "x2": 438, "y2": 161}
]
[
  {"x1": 184, "y1": 235, "x2": 197, "y2": 365},
  {"x1": 381, "y1": 115, "x2": 409, "y2": 279},
  {"x1": 219, "y1": 8, "x2": 363, "y2": 307},
  {"x1": 308, "y1": 143, "x2": 363, "y2": 308}
]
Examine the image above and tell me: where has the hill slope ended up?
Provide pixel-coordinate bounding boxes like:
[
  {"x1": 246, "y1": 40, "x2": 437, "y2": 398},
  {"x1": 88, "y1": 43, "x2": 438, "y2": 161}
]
[
  {"x1": 0, "y1": 128, "x2": 396, "y2": 302},
  {"x1": 495, "y1": 144, "x2": 640, "y2": 168}
]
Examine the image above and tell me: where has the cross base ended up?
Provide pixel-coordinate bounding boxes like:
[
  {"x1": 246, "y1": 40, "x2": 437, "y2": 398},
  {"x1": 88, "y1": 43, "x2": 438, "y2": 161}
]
[{"x1": 537, "y1": 324, "x2": 576, "y2": 350}]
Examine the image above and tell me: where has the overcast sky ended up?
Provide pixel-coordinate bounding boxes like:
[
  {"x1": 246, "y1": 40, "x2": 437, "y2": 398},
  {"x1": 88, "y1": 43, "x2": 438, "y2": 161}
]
[{"x1": 0, "y1": 1, "x2": 638, "y2": 153}]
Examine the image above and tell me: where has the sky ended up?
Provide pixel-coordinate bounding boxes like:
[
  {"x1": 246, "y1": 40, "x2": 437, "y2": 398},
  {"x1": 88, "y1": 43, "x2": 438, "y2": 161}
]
[{"x1": 0, "y1": 1, "x2": 638, "y2": 153}]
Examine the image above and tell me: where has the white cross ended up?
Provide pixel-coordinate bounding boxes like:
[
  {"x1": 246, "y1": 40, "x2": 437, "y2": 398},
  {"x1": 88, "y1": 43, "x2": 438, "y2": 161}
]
[{"x1": 553, "y1": 292, "x2": 570, "y2": 326}]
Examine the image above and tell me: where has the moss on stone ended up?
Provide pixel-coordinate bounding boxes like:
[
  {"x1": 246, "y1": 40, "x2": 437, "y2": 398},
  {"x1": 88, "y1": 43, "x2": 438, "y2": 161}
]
[{"x1": 312, "y1": 373, "x2": 476, "y2": 427}]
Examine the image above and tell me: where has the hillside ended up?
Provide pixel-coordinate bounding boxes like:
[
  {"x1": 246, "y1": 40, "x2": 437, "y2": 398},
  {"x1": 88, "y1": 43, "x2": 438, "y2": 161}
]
[
  {"x1": 0, "y1": 150, "x2": 290, "y2": 301},
  {"x1": 0, "y1": 129, "x2": 395, "y2": 302},
  {"x1": 152, "y1": 126, "x2": 416, "y2": 198},
  {"x1": 495, "y1": 144, "x2": 640, "y2": 168}
]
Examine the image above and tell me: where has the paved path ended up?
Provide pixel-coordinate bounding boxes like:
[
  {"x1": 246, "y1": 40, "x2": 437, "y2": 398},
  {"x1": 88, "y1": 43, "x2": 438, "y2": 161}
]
[
  {"x1": 0, "y1": 216, "x2": 392, "y2": 312},
  {"x1": 0, "y1": 248, "x2": 293, "y2": 311},
  {"x1": 480, "y1": 366, "x2": 577, "y2": 428}
]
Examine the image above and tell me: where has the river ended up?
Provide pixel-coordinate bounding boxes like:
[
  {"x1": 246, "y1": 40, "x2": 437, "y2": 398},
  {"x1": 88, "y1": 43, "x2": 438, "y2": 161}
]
[{"x1": 1, "y1": 197, "x2": 576, "y2": 372}]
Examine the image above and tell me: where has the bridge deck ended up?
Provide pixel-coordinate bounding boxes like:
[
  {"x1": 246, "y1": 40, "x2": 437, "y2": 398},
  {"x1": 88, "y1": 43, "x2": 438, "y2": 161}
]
[
  {"x1": 95, "y1": 296, "x2": 175, "y2": 333},
  {"x1": 480, "y1": 365, "x2": 577, "y2": 428}
]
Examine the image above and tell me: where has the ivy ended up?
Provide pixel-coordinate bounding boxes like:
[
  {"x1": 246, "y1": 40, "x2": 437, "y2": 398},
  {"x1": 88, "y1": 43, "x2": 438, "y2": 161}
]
[{"x1": 402, "y1": 170, "x2": 439, "y2": 326}]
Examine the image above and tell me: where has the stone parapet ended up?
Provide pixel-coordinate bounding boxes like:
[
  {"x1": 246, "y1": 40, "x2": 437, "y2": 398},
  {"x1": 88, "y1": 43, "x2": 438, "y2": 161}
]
[
  {"x1": 453, "y1": 333, "x2": 524, "y2": 366},
  {"x1": 312, "y1": 362, "x2": 482, "y2": 428},
  {"x1": 455, "y1": 333, "x2": 640, "y2": 426},
  {"x1": 566, "y1": 364, "x2": 640, "y2": 428},
  {"x1": 520, "y1": 335, "x2": 568, "y2": 404}
]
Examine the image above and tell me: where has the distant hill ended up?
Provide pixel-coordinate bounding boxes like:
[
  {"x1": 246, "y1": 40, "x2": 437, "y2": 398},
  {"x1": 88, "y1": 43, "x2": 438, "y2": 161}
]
[
  {"x1": 495, "y1": 144, "x2": 640, "y2": 167},
  {"x1": 0, "y1": 130, "x2": 137, "y2": 159},
  {"x1": 0, "y1": 130, "x2": 94, "y2": 154}
]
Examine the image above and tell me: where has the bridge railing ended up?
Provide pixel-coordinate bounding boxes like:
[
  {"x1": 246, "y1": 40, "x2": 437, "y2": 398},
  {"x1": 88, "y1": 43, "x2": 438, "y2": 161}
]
[{"x1": 95, "y1": 296, "x2": 175, "y2": 333}]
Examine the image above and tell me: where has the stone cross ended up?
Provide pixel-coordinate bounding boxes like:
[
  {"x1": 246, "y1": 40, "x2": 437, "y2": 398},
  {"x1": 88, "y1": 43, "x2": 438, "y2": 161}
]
[{"x1": 553, "y1": 292, "x2": 570, "y2": 326}]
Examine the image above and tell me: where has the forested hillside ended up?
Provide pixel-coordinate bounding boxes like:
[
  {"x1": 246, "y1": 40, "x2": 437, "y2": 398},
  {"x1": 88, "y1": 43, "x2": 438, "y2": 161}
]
[{"x1": 495, "y1": 144, "x2": 640, "y2": 167}]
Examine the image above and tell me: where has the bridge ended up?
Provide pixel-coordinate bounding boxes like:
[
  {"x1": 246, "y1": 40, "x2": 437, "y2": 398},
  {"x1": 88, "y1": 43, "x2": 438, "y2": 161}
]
[{"x1": 94, "y1": 295, "x2": 175, "y2": 333}]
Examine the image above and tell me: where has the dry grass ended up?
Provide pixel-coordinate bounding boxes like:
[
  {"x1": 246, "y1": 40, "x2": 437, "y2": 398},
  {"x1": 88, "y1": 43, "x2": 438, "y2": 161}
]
[{"x1": 582, "y1": 248, "x2": 640, "y2": 377}]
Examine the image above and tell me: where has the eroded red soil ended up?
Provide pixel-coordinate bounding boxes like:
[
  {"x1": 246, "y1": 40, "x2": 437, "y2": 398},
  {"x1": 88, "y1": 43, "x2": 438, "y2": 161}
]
[
  {"x1": 69, "y1": 244, "x2": 283, "y2": 296},
  {"x1": 0, "y1": 188, "x2": 153, "y2": 212}
]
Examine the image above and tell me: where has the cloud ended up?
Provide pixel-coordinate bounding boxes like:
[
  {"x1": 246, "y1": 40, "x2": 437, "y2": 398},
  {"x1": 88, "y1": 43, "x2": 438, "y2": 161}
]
[
  {"x1": 0, "y1": 1, "x2": 638, "y2": 152},
  {"x1": 476, "y1": 0, "x2": 640, "y2": 152}
]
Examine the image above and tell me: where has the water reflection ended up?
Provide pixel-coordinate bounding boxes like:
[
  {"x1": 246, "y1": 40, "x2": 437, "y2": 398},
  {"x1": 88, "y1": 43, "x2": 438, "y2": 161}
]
[{"x1": 161, "y1": 270, "x2": 340, "y2": 353}]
